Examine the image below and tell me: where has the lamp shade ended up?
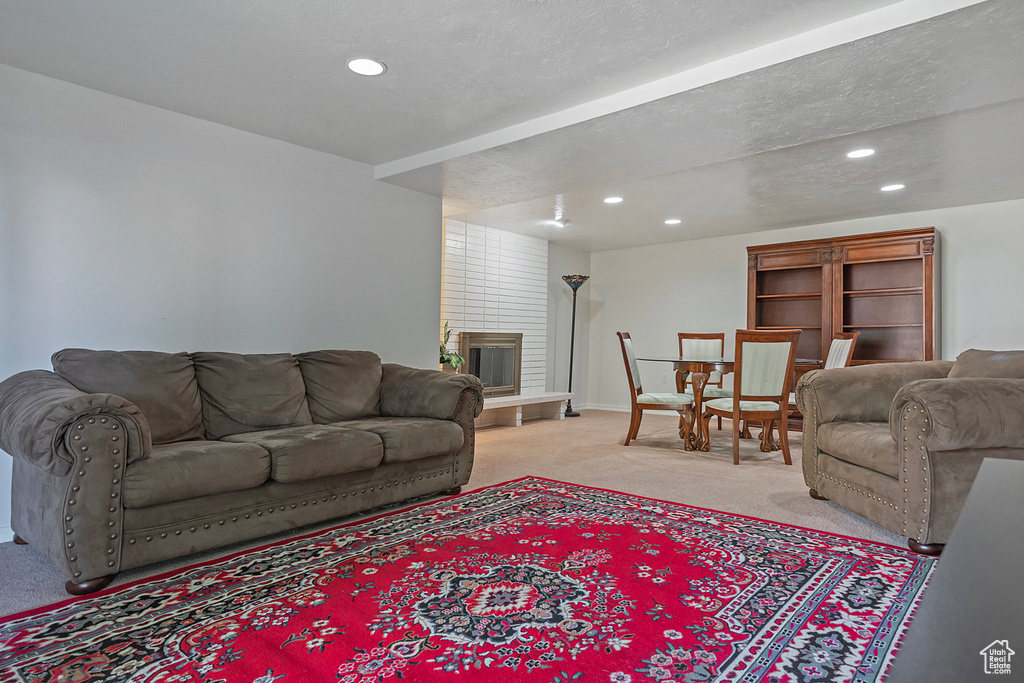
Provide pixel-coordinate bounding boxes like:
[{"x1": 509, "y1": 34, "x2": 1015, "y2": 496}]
[{"x1": 562, "y1": 274, "x2": 590, "y2": 291}]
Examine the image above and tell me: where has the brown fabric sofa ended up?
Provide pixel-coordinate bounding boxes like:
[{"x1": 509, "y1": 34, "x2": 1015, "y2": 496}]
[
  {"x1": 795, "y1": 349, "x2": 1024, "y2": 554},
  {"x1": 0, "y1": 349, "x2": 483, "y2": 594}
]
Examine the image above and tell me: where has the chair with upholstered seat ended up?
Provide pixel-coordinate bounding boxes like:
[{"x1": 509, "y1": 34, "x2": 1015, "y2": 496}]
[
  {"x1": 701, "y1": 329, "x2": 801, "y2": 465},
  {"x1": 788, "y1": 331, "x2": 860, "y2": 408},
  {"x1": 824, "y1": 331, "x2": 861, "y2": 369},
  {"x1": 677, "y1": 333, "x2": 732, "y2": 431},
  {"x1": 617, "y1": 332, "x2": 695, "y2": 446}
]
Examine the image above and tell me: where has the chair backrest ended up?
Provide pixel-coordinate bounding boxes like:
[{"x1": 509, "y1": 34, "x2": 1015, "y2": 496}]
[
  {"x1": 824, "y1": 331, "x2": 861, "y2": 369},
  {"x1": 678, "y1": 333, "x2": 725, "y2": 386},
  {"x1": 616, "y1": 332, "x2": 643, "y2": 397},
  {"x1": 734, "y1": 329, "x2": 801, "y2": 402}
]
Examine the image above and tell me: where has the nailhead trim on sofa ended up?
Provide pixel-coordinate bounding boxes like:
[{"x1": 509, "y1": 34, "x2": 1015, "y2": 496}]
[
  {"x1": 124, "y1": 467, "x2": 456, "y2": 547},
  {"x1": 897, "y1": 402, "x2": 932, "y2": 539},
  {"x1": 64, "y1": 416, "x2": 126, "y2": 579}
]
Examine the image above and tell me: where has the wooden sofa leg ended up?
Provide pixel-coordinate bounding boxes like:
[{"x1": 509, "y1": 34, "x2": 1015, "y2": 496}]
[
  {"x1": 907, "y1": 539, "x2": 944, "y2": 556},
  {"x1": 12, "y1": 534, "x2": 28, "y2": 545},
  {"x1": 808, "y1": 488, "x2": 828, "y2": 501},
  {"x1": 441, "y1": 486, "x2": 462, "y2": 496},
  {"x1": 65, "y1": 575, "x2": 115, "y2": 596}
]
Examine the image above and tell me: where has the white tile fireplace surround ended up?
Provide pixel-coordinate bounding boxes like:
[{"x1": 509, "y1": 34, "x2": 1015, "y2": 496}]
[{"x1": 442, "y1": 220, "x2": 547, "y2": 394}]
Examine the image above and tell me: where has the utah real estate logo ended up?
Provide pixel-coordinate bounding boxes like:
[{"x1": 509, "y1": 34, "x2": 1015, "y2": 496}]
[{"x1": 980, "y1": 640, "x2": 1015, "y2": 675}]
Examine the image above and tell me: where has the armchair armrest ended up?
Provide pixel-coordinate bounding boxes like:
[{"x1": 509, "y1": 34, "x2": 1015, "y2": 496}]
[
  {"x1": 380, "y1": 364, "x2": 484, "y2": 421},
  {"x1": 0, "y1": 370, "x2": 151, "y2": 475},
  {"x1": 891, "y1": 378, "x2": 1024, "y2": 451},
  {"x1": 796, "y1": 361, "x2": 953, "y2": 424}
]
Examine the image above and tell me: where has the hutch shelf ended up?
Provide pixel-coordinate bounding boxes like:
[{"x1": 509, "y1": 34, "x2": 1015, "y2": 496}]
[{"x1": 747, "y1": 228, "x2": 938, "y2": 365}]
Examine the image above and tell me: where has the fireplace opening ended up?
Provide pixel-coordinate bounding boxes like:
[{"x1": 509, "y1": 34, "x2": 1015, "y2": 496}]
[{"x1": 458, "y1": 332, "x2": 523, "y2": 397}]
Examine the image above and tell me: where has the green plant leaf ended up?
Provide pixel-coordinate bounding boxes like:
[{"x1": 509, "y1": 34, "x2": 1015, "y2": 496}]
[{"x1": 440, "y1": 322, "x2": 463, "y2": 368}]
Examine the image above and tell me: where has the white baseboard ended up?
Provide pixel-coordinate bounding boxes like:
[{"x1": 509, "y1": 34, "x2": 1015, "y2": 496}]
[
  {"x1": 0, "y1": 525, "x2": 12, "y2": 543},
  {"x1": 581, "y1": 404, "x2": 630, "y2": 413}
]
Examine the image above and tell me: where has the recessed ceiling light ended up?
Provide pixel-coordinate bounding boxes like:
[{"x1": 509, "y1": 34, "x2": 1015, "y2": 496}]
[
  {"x1": 880, "y1": 184, "x2": 906, "y2": 192},
  {"x1": 548, "y1": 219, "x2": 567, "y2": 228},
  {"x1": 348, "y1": 58, "x2": 386, "y2": 76},
  {"x1": 847, "y1": 148, "x2": 875, "y2": 158},
  {"x1": 604, "y1": 196, "x2": 623, "y2": 204},
  {"x1": 664, "y1": 218, "x2": 682, "y2": 225}
]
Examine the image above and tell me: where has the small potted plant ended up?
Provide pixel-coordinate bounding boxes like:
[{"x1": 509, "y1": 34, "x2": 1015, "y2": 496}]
[{"x1": 439, "y1": 321, "x2": 465, "y2": 372}]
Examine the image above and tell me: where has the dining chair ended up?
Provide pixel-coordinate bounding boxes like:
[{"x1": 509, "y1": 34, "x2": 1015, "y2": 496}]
[
  {"x1": 824, "y1": 331, "x2": 861, "y2": 368},
  {"x1": 617, "y1": 332, "x2": 695, "y2": 446},
  {"x1": 677, "y1": 333, "x2": 733, "y2": 431},
  {"x1": 788, "y1": 331, "x2": 861, "y2": 407},
  {"x1": 700, "y1": 329, "x2": 801, "y2": 465}
]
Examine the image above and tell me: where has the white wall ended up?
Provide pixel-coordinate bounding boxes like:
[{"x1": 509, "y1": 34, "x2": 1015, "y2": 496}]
[
  {"x1": 547, "y1": 243, "x2": 591, "y2": 406},
  {"x1": 0, "y1": 64, "x2": 443, "y2": 535},
  {"x1": 587, "y1": 198, "x2": 1024, "y2": 410},
  {"x1": 442, "y1": 220, "x2": 548, "y2": 393}
]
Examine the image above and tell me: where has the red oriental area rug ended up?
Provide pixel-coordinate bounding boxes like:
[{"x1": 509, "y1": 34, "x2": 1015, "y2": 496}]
[{"x1": 0, "y1": 478, "x2": 936, "y2": 683}]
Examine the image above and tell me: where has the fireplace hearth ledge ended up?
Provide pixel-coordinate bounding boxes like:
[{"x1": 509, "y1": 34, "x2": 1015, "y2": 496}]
[{"x1": 477, "y1": 392, "x2": 573, "y2": 427}]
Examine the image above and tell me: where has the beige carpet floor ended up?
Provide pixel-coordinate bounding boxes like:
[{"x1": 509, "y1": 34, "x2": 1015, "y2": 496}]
[{"x1": 0, "y1": 410, "x2": 902, "y2": 618}]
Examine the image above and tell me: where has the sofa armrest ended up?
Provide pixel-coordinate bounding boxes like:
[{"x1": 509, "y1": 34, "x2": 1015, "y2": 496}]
[
  {"x1": 796, "y1": 361, "x2": 953, "y2": 424},
  {"x1": 0, "y1": 370, "x2": 151, "y2": 475},
  {"x1": 380, "y1": 364, "x2": 484, "y2": 421},
  {"x1": 890, "y1": 377, "x2": 1024, "y2": 451}
]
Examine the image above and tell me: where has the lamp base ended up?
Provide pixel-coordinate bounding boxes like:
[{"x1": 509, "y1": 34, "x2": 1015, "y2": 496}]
[{"x1": 564, "y1": 400, "x2": 580, "y2": 418}]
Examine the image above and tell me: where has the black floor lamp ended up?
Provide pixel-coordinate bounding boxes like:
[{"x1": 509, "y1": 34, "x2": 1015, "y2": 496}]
[{"x1": 561, "y1": 274, "x2": 589, "y2": 417}]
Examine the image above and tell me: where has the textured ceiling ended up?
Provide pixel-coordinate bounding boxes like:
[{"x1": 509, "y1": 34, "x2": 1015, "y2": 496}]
[
  {"x1": 445, "y1": 100, "x2": 1024, "y2": 251},
  {"x1": 0, "y1": 0, "x2": 895, "y2": 165},
  {"x1": 404, "y1": 1, "x2": 1024, "y2": 207},
  {"x1": 1, "y1": 0, "x2": 1022, "y2": 252},
  {"x1": 437, "y1": 0, "x2": 1024, "y2": 250}
]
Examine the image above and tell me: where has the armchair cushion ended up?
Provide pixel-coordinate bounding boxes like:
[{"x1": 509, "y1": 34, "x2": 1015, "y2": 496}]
[
  {"x1": 948, "y1": 349, "x2": 1024, "y2": 379},
  {"x1": 52, "y1": 349, "x2": 203, "y2": 444},
  {"x1": 891, "y1": 377, "x2": 1024, "y2": 451},
  {"x1": 816, "y1": 422, "x2": 899, "y2": 478},
  {"x1": 193, "y1": 352, "x2": 312, "y2": 439},
  {"x1": 297, "y1": 350, "x2": 382, "y2": 422}
]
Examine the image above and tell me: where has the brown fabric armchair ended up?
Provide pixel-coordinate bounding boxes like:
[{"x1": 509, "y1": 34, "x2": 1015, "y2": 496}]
[{"x1": 796, "y1": 350, "x2": 1024, "y2": 554}]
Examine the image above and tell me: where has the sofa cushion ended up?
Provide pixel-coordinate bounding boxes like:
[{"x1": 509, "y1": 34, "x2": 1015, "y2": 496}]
[
  {"x1": 52, "y1": 349, "x2": 204, "y2": 444},
  {"x1": 948, "y1": 349, "x2": 1024, "y2": 379},
  {"x1": 192, "y1": 352, "x2": 312, "y2": 439},
  {"x1": 816, "y1": 421, "x2": 899, "y2": 478},
  {"x1": 224, "y1": 424, "x2": 384, "y2": 483},
  {"x1": 297, "y1": 350, "x2": 381, "y2": 422},
  {"x1": 124, "y1": 440, "x2": 270, "y2": 508},
  {"x1": 334, "y1": 417, "x2": 464, "y2": 463}
]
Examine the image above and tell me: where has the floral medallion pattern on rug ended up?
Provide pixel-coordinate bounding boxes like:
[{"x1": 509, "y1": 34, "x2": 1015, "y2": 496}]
[{"x1": 0, "y1": 478, "x2": 936, "y2": 682}]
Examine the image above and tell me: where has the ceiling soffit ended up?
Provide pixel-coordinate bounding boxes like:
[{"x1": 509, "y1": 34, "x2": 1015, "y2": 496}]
[{"x1": 382, "y1": 0, "x2": 1023, "y2": 213}]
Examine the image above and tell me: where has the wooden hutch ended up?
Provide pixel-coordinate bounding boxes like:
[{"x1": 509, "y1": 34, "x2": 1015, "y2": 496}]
[{"x1": 747, "y1": 228, "x2": 938, "y2": 365}]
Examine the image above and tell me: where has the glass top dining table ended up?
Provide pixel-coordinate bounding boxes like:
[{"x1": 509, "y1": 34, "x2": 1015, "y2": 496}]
[{"x1": 636, "y1": 356, "x2": 822, "y2": 450}]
